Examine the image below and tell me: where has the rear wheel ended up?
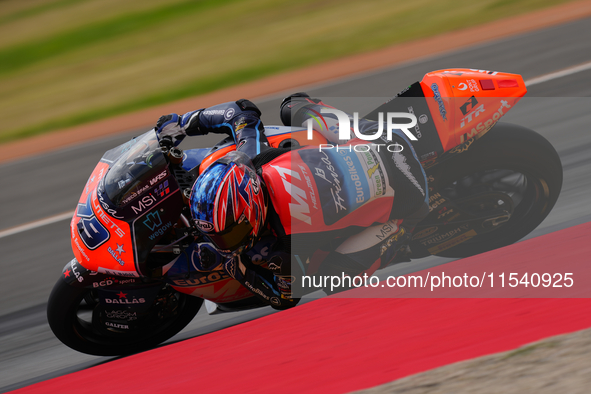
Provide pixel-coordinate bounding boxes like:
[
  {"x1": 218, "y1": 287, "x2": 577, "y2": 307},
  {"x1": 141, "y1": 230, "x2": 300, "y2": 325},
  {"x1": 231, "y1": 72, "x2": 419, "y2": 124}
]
[
  {"x1": 427, "y1": 123, "x2": 562, "y2": 257},
  {"x1": 47, "y1": 278, "x2": 202, "y2": 356}
]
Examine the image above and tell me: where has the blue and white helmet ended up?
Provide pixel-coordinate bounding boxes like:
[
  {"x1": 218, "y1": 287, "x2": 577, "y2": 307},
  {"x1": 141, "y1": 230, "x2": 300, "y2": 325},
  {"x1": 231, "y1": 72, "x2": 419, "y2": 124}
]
[{"x1": 190, "y1": 152, "x2": 267, "y2": 256}]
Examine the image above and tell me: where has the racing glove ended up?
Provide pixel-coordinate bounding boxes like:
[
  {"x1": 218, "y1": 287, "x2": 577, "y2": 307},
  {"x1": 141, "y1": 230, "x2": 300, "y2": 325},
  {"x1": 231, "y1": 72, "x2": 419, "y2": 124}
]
[{"x1": 155, "y1": 110, "x2": 202, "y2": 146}]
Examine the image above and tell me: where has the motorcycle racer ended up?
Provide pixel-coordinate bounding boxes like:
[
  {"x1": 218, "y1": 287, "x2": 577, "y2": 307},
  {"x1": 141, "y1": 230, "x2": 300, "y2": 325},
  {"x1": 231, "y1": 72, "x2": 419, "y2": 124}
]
[{"x1": 155, "y1": 95, "x2": 428, "y2": 309}]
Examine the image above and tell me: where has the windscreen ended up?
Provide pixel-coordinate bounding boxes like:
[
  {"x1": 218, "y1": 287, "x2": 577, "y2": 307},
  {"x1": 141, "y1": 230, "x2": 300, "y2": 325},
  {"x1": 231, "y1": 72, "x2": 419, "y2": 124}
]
[{"x1": 103, "y1": 132, "x2": 168, "y2": 207}]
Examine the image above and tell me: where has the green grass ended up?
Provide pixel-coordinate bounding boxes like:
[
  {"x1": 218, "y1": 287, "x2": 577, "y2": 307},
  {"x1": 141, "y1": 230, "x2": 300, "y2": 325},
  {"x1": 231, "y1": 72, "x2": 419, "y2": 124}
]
[{"x1": 0, "y1": 0, "x2": 574, "y2": 143}]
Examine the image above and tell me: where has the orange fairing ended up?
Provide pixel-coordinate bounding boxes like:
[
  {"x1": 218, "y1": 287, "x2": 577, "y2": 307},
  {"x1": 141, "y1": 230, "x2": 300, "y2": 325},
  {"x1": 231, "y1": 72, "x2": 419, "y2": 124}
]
[
  {"x1": 70, "y1": 162, "x2": 137, "y2": 277},
  {"x1": 421, "y1": 69, "x2": 527, "y2": 151}
]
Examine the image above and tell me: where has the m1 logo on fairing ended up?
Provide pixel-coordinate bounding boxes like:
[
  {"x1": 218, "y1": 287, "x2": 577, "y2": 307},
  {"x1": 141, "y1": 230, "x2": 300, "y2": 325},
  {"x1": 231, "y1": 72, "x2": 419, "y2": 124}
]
[{"x1": 270, "y1": 164, "x2": 312, "y2": 225}]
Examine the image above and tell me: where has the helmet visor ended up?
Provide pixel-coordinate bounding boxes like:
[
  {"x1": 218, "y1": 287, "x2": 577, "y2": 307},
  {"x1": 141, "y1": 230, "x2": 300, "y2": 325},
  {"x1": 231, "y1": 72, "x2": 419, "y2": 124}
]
[{"x1": 205, "y1": 219, "x2": 253, "y2": 255}]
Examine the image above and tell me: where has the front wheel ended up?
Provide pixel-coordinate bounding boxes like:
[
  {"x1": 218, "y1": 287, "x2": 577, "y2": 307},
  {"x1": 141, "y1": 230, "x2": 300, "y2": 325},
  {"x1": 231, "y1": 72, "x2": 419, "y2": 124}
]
[
  {"x1": 426, "y1": 122, "x2": 562, "y2": 258},
  {"x1": 47, "y1": 277, "x2": 202, "y2": 356}
]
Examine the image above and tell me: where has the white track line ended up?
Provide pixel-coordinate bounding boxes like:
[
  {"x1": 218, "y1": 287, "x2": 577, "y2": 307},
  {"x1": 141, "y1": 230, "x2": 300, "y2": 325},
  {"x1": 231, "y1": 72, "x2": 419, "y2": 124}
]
[
  {"x1": 525, "y1": 60, "x2": 591, "y2": 86},
  {"x1": 3, "y1": 60, "x2": 591, "y2": 239},
  {"x1": 0, "y1": 211, "x2": 73, "y2": 239}
]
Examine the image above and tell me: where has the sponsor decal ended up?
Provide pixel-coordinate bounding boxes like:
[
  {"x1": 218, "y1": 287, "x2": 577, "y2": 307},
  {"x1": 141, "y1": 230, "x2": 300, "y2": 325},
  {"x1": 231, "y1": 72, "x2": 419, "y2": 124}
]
[
  {"x1": 172, "y1": 271, "x2": 232, "y2": 286},
  {"x1": 90, "y1": 193, "x2": 125, "y2": 238},
  {"x1": 298, "y1": 164, "x2": 318, "y2": 210},
  {"x1": 92, "y1": 279, "x2": 114, "y2": 288},
  {"x1": 73, "y1": 237, "x2": 91, "y2": 261},
  {"x1": 105, "y1": 310, "x2": 137, "y2": 321},
  {"x1": 457, "y1": 79, "x2": 480, "y2": 92},
  {"x1": 77, "y1": 213, "x2": 110, "y2": 251},
  {"x1": 195, "y1": 219, "x2": 214, "y2": 232},
  {"x1": 429, "y1": 197, "x2": 446, "y2": 212},
  {"x1": 104, "y1": 322, "x2": 129, "y2": 329},
  {"x1": 118, "y1": 139, "x2": 138, "y2": 155},
  {"x1": 469, "y1": 69, "x2": 498, "y2": 75},
  {"x1": 342, "y1": 153, "x2": 367, "y2": 204},
  {"x1": 375, "y1": 220, "x2": 399, "y2": 241},
  {"x1": 234, "y1": 117, "x2": 247, "y2": 133},
  {"x1": 412, "y1": 226, "x2": 438, "y2": 240},
  {"x1": 460, "y1": 100, "x2": 511, "y2": 142},
  {"x1": 430, "y1": 83, "x2": 447, "y2": 121},
  {"x1": 131, "y1": 194, "x2": 158, "y2": 215},
  {"x1": 102, "y1": 291, "x2": 146, "y2": 304},
  {"x1": 467, "y1": 79, "x2": 480, "y2": 92},
  {"x1": 420, "y1": 151, "x2": 437, "y2": 162},
  {"x1": 407, "y1": 106, "x2": 423, "y2": 138},
  {"x1": 107, "y1": 243, "x2": 126, "y2": 266},
  {"x1": 460, "y1": 96, "x2": 479, "y2": 116},
  {"x1": 450, "y1": 138, "x2": 475, "y2": 154},
  {"x1": 104, "y1": 297, "x2": 146, "y2": 304},
  {"x1": 428, "y1": 229, "x2": 477, "y2": 254},
  {"x1": 122, "y1": 184, "x2": 151, "y2": 205},
  {"x1": 148, "y1": 221, "x2": 173, "y2": 241},
  {"x1": 224, "y1": 108, "x2": 235, "y2": 120},
  {"x1": 360, "y1": 149, "x2": 386, "y2": 198},
  {"x1": 437, "y1": 207, "x2": 454, "y2": 220},
  {"x1": 149, "y1": 170, "x2": 168, "y2": 186},
  {"x1": 154, "y1": 180, "x2": 170, "y2": 198},
  {"x1": 275, "y1": 276, "x2": 291, "y2": 292},
  {"x1": 97, "y1": 267, "x2": 139, "y2": 278},
  {"x1": 314, "y1": 151, "x2": 346, "y2": 214},
  {"x1": 144, "y1": 212, "x2": 172, "y2": 237},
  {"x1": 203, "y1": 109, "x2": 226, "y2": 116},
  {"x1": 442, "y1": 71, "x2": 464, "y2": 76},
  {"x1": 266, "y1": 255, "x2": 283, "y2": 271},
  {"x1": 270, "y1": 164, "x2": 312, "y2": 225},
  {"x1": 429, "y1": 192, "x2": 442, "y2": 203},
  {"x1": 392, "y1": 152, "x2": 425, "y2": 197},
  {"x1": 143, "y1": 211, "x2": 162, "y2": 231},
  {"x1": 70, "y1": 259, "x2": 84, "y2": 283},
  {"x1": 418, "y1": 114, "x2": 428, "y2": 124},
  {"x1": 244, "y1": 280, "x2": 270, "y2": 300},
  {"x1": 97, "y1": 188, "x2": 124, "y2": 219},
  {"x1": 380, "y1": 227, "x2": 406, "y2": 256},
  {"x1": 421, "y1": 224, "x2": 471, "y2": 246}
]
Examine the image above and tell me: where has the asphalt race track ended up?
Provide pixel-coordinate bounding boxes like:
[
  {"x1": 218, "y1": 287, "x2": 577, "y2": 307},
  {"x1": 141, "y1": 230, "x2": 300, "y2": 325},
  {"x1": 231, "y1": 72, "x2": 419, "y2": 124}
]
[{"x1": 1, "y1": 17, "x2": 591, "y2": 392}]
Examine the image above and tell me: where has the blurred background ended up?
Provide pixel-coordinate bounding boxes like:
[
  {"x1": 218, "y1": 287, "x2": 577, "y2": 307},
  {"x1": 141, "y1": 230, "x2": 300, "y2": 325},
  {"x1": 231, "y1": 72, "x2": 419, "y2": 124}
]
[
  {"x1": 2, "y1": 0, "x2": 591, "y2": 392},
  {"x1": 0, "y1": 0, "x2": 572, "y2": 143}
]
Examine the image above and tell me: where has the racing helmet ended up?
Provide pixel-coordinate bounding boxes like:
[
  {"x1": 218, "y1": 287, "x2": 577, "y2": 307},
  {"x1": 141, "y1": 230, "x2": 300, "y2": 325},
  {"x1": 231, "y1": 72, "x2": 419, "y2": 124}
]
[{"x1": 190, "y1": 152, "x2": 267, "y2": 256}]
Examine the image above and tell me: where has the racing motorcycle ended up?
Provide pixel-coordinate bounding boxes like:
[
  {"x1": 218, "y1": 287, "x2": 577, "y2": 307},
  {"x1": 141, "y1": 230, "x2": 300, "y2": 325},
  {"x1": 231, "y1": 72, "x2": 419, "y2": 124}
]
[{"x1": 47, "y1": 69, "x2": 563, "y2": 356}]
